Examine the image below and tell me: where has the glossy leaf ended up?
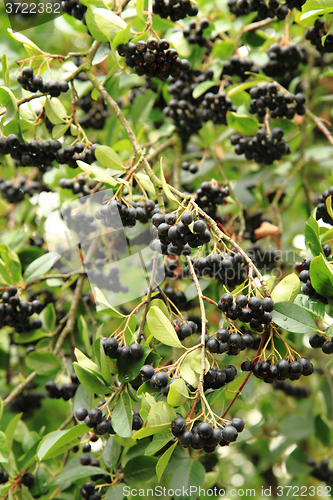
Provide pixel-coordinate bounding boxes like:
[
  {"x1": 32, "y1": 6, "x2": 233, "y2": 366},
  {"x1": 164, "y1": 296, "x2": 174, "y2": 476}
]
[
  {"x1": 147, "y1": 306, "x2": 184, "y2": 348},
  {"x1": 26, "y1": 352, "x2": 61, "y2": 375},
  {"x1": 272, "y1": 301, "x2": 318, "y2": 333}
]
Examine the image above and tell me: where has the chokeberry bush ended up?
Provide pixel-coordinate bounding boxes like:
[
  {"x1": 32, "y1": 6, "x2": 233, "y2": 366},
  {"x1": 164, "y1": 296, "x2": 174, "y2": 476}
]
[{"x1": 2, "y1": 0, "x2": 333, "y2": 496}]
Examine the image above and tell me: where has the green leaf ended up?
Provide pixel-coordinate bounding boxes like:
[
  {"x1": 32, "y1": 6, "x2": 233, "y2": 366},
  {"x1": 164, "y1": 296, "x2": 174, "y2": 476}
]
[
  {"x1": 294, "y1": 295, "x2": 326, "y2": 319},
  {"x1": 26, "y1": 352, "x2": 62, "y2": 375},
  {"x1": 105, "y1": 483, "x2": 126, "y2": 500},
  {"x1": 179, "y1": 349, "x2": 208, "y2": 388},
  {"x1": 0, "y1": 397, "x2": 3, "y2": 422},
  {"x1": 271, "y1": 273, "x2": 301, "y2": 303},
  {"x1": 0, "y1": 244, "x2": 22, "y2": 284},
  {"x1": 77, "y1": 161, "x2": 118, "y2": 186},
  {"x1": 111, "y1": 392, "x2": 133, "y2": 438},
  {"x1": 5, "y1": 413, "x2": 22, "y2": 450},
  {"x1": 37, "y1": 424, "x2": 88, "y2": 461},
  {"x1": 145, "y1": 431, "x2": 174, "y2": 455},
  {"x1": 310, "y1": 253, "x2": 333, "y2": 298},
  {"x1": 95, "y1": 145, "x2": 124, "y2": 169},
  {"x1": 123, "y1": 455, "x2": 158, "y2": 485},
  {"x1": 1, "y1": 55, "x2": 10, "y2": 88},
  {"x1": 301, "y1": 0, "x2": 333, "y2": 19},
  {"x1": 45, "y1": 97, "x2": 68, "y2": 125},
  {"x1": 226, "y1": 80, "x2": 266, "y2": 97},
  {"x1": 279, "y1": 415, "x2": 314, "y2": 440},
  {"x1": 102, "y1": 436, "x2": 122, "y2": 469},
  {"x1": 0, "y1": 432, "x2": 9, "y2": 459},
  {"x1": 73, "y1": 384, "x2": 93, "y2": 415},
  {"x1": 315, "y1": 414, "x2": 331, "y2": 446},
  {"x1": 272, "y1": 301, "x2": 318, "y2": 333},
  {"x1": 286, "y1": 447, "x2": 310, "y2": 476},
  {"x1": 147, "y1": 306, "x2": 184, "y2": 348},
  {"x1": 92, "y1": 43, "x2": 111, "y2": 65},
  {"x1": 86, "y1": 6, "x2": 109, "y2": 42},
  {"x1": 93, "y1": 287, "x2": 125, "y2": 317},
  {"x1": 305, "y1": 213, "x2": 323, "y2": 256},
  {"x1": 73, "y1": 363, "x2": 110, "y2": 394},
  {"x1": 52, "y1": 123, "x2": 70, "y2": 140},
  {"x1": 167, "y1": 378, "x2": 189, "y2": 406},
  {"x1": 8, "y1": 29, "x2": 44, "y2": 53},
  {"x1": 0, "y1": 86, "x2": 17, "y2": 125},
  {"x1": 136, "y1": 0, "x2": 145, "y2": 20},
  {"x1": 132, "y1": 89, "x2": 156, "y2": 129},
  {"x1": 40, "y1": 303, "x2": 56, "y2": 332},
  {"x1": 100, "y1": 340, "x2": 113, "y2": 385},
  {"x1": 117, "y1": 345, "x2": 151, "y2": 383},
  {"x1": 171, "y1": 460, "x2": 206, "y2": 500},
  {"x1": 192, "y1": 81, "x2": 219, "y2": 99},
  {"x1": 93, "y1": 8, "x2": 127, "y2": 41},
  {"x1": 54, "y1": 465, "x2": 107, "y2": 484},
  {"x1": 78, "y1": 315, "x2": 92, "y2": 357},
  {"x1": 160, "y1": 158, "x2": 181, "y2": 205},
  {"x1": 156, "y1": 442, "x2": 177, "y2": 481},
  {"x1": 133, "y1": 402, "x2": 177, "y2": 439},
  {"x1": 112, "y1": 24, "x2": 132, "y2": 49},
  {"x1": 226, "y1": 111, "x2": 259, "y2": 136},
  {"x1": 23, "y1": 252, "x2": 60, "y2": 283}
]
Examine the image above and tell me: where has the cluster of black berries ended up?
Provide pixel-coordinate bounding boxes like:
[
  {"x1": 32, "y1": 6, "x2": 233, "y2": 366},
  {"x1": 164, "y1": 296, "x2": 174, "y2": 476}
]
[
  {"x1": 117, "y1": 38, "x2": 190, "y2": 79},
  {"x1": 249, "y1": 84, "x2": 306, "y2": 120},
  {"x1": 181, "y1": 160, "x2": 199, "y2": 174},
  {"x1": 154, "y1": 287, "x2": 190, "y2": 311},
  {"x1": 308, "y1": 458, "x2": 333, "y2": 485},
  {"x1": 306, "y1": 19, "x2": 333, "y2": 54},
  {"x1": 201, "y1": 92, "x2": 237, "y2": 125},
  {"x1": 0, "y1": 468, "x2": 9, "y2": 484},
  {"x1": 150, "y1": 212, "x2": 212, "y2": 256},
  {"x1": 0, "y1": 135, "x2": 62, "y2": 169},
  {"x1": 309, "y1": 333, "x2": 333, "y2": 354},
  {"x1": 263, "y1": 43, "x2": 307, "y2": 78},
  {"x1": 174, "y1": 319, "x2": 198, "y2": 340},
  {"x1": 221, "y1": 55, "x2": 259, "y2": 80},
  {"x1": 10, "y1": 389, "x2": 44, "y2": 414},
  {"x1": 101, "y1": 337, "x2": 143, "y2": 360},
  {"x1": 87, "y1": 264, "x2": 129, "y2": 294},
  {"x1": 231, "y1": 127, "x2": 291, "y2": 165},
  {"x1": 0, "y1": 286, "x2": 43, "y2": 334},
  {"x1": 273, "y1": 380, "x2": 311, "y2": 399},
  {"x1": 80, "y1": 481, "x2": 102, "y2": 500},
  {"x1": 205, "y1": 329, "x2": 254, "y2": 356},
  {"x1": 17, "y1": 66, "x2": 69, "y2": 96},
  {"x1": 76, "y1": 406, "x2": 115, "y2": 436},
  {"x1": 299, "y1": 249, "x2": 330, "y2": 302},
  {"x1": 203, "y1": 364, "x2": 237, "y2": 390},
  {"x1": 187, "y1": 252, "x2": 248, "y2": 289},
  {"x1": 45, "y1": 374, "x2": 80, "y2": 401},
  {"x1": 59, "y1": 176, "x2": 96, "y2": 197},
  {"x1": 95, "y1": 198, "x2": 158, "y2": 229},
  {"x1": 228, "y1": 0, "x2": 289, "y2": 20},
  {"x1": 316, "y1": 186, "x2": 333, "y2": 225},
  {"x1": 56, "y1": 142, "x2": 97, "y2": 169},
  {"x1": 181, "y1": 18, "x2": 211, "y2": 50},
  {"x1": 0, "y1": 176, "x2": 46, "y2": 203},
  {"x1": 78, "y1": 93, "x2": 109, "y2": 130},
  {"x1": 242, "y1": 357, "x2": 314, "y2": 383},
  {"x1": 195, "y1": 182, "x2": 229, "y2": 220},
  {"x1": 61, "y1": 0, "x2": 87, "y2": 23},
  {"x1": 61, "y1": 206, "x2": 97, "y2": 240},
  {"x1": 172, "y1": 415, "x2": 245, "y2": 453},
  {"x1": 140, "y1": 365, "x2": 171, "y2": 396},
  {"x1": 218, "y1": 293, "x2": 274, "y2": 331},
  {"x1": 153, "y1": 0, "x2": 198, "y2": 21}
]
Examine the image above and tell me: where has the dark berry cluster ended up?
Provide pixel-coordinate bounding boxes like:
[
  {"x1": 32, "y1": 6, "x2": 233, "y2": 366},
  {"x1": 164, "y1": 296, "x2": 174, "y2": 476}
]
[
  {"x1": 101, "y1": 337, "x2": 143, "y2": 360},
  {"x1": 0, "y1": 176, "x2": 46, "y2": 203},
  {"x1": 59, "y1": 176, "x2": 96, "y2": 197},
  {"x1": 95, "y1": 198, "x2": 158, "y2": 229},
  {"x1": 306, "y1": 19, "x2": 333, "y2": 54},
  {"x1": 17, "y1": 66, "x2": 69, "y2": 96},
  {"x1": 85, "y1": 261, "x2": 129, "y2": 294},
  {"x1": 249, "y1": 84, "x2": 306, "y2": 120},
  {"x1": 150, "y1": 211, "x2": 212, "y2": 256},
  {"x1": 0, "y1": 135, "x2": 62, "y2": 169},
  {"x1": 172, "y1": 415, "x2": 245, "y2": 453},
  {"x1": 195, "y1": 181, "x2": 229, "y2": 220},
  {"x1": 56, "y1": 142, "x2": 97, "y2": 169},
  {"x1": 140, "y1": 365, "x2": 171, "y2": 396},
  {"x1": 174, "y1": 319, "x2": 198, "y2": 340},
  {"x1": 181, "y1": 160, "x2": 198, "y2": 174},
  {"x1": 117, "y1": 38, "x2": 190, "y2": 79},
  {"x1": 10, "y1": 389, "x2": 44, "y2": 414},
  {"x1": 76, "y1": 406, "x2": 115, "y2": 436},
  {"x1": 247, "y1": 244, "x2": 280, "y2": 266},
  {"x1": 316, "y1": 186, "x2": 333, "y2": 225},
  {"x1": 273, "y1": 380, "x2": 311, "y2": 399},
  {"x1": 80, "y1": 481, "x2": 102, "y2": 500},
  {"x1": 205, "y1": 329, "x2": 254, "y2": 355},
  {"x1": 242, "y1": 357, "x2": 314, "y2": 383},
  {"x1": 308, "y1": 458, "x2": 333, "y2": 485},
  {"x1": 221, "y1": 55, "x2": 259, "y2": 80},
  {"x1": 263, "y1": 43, "x2": 307, "y2": 79},
  {"x1": 0, "y1": 468, "x2": 9, "y2": 485},
  {"x1": 187, "y1": 252, "x2": 248, "y2": 288},
  {"x1": 153, "y1": 0, "x2": 198, "y2": 21},
  {"x1": 218, "y1": 293, "x2": 274, "y2": 331},
  {"x1": 154, "y1": 287, "x2": 190, "y2": 311},
  {"x1": 45, "y1": 374, "x2": 80, "y2": 401},
  {"x1": 231, "y1": 127, "x2": 291, "y2": 165},
  {"x1": 78, "y1": 93, "x2": 109, "y2": 130},
  {"x1": 201, "y1": 91, "x2": 237, "y2": 125},
  {"x1": 299, "y1": 249, "x2": 330, "y2": 302},
  {"x1": 228, "y1": 0, "x2": 289, "y2": 20},
  {"x1": 309, "y1": 333, "x2": 333, "y2": 354},
  {"x1": 0, "y1": 286, "x2": 43, "y2": 334},
  {"x1": 61, "y1": 0, "x2": 87, "y2": 23},
  {"x1": 204, "y1": 364, "x2": 237, "y2": 390},
  {"x1": 61, "y1": 206, "x2": 97, "y2": 240},
  {"x1": 181, "y1": 18, "x2": 211, "y2": 50}
]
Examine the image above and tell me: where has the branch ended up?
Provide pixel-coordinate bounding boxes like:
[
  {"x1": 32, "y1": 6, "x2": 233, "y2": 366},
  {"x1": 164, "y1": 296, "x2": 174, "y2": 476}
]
[
  {"x1": 306, "y1": 109, "x2": 333, "y2": 147},
  {"x1": 139, "y1": 251, "x2": 159, "y2": 340}
]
